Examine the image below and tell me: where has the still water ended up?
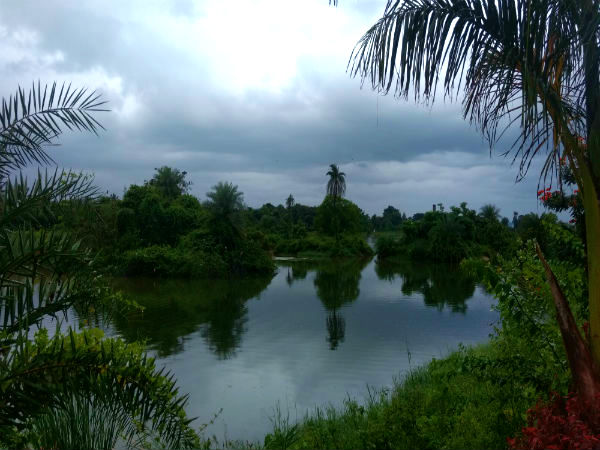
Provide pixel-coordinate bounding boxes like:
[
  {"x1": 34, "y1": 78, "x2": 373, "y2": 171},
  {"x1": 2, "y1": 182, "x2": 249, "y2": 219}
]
[{"x1": 103, "y1": 258, "x2": 497, "y2": 441}]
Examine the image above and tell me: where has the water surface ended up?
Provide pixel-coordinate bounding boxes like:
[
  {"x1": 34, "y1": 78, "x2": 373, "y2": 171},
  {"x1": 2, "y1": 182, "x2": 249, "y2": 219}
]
[{"x1": 104, "y1": 258, "x2": 497, "y2": 441}]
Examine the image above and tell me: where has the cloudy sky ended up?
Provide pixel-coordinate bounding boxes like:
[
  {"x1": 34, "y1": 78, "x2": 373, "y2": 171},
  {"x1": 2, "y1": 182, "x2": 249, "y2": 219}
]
[{"x1": 0, "y1": 0, "x2": 551, "y2": 217}]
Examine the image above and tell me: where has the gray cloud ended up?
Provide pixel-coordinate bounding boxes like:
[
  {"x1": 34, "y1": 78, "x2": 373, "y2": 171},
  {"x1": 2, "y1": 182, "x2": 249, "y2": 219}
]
[{"x1": 0, "y1": 0, "x2": 552, "y2": 217}]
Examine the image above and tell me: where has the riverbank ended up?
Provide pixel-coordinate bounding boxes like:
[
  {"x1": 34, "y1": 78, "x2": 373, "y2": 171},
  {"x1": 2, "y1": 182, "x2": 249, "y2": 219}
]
[
  {"x1": 255, "y1": 240, "x2": 582, "y2": 450},
  {"x1": 260, "y1": 343, "x2": 532, "y2": 450}
]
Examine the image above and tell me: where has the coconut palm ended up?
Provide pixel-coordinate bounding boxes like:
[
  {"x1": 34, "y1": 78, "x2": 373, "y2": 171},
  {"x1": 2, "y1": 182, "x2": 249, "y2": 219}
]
[
  {"x1": 0, "y1": 83, "x2": 197, "y2": 448},
  {"x1": 286, "y1": 193, "x2": 295, "y2": 209},
  {"x1": 325, "y1": 164, "x2": 346, "y2": 243},
  {"x1": 479, "y1": 204, "x2": 501, "y2": 222},
  {"x1": 341, "y1": 0, "x2": 600, "y2": 400},
  {"x1": 206, "y1": 181, "x2": 245, "y2": 247},
  {"x1": 326, "y1": 164, "x2": 346, "y2": 202}
]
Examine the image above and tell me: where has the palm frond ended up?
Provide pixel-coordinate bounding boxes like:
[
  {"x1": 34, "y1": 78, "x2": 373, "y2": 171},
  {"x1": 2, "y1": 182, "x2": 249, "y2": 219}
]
[
  {"x1": 0, "y1": 82, "x2": 108, "y2": 178},
  {"x1": 1, "y1": 329, "x2": 199, "y2": 449},
  {"x1": 0, "y1": 169, "x2": 96, "y2": 230},
  {"x1": 349, "y1": 0, "x2": 594, "y2": 182}
]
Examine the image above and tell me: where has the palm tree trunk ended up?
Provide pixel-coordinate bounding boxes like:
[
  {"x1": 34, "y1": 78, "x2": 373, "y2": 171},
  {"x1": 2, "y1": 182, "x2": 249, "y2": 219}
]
[{"x1": 536, "y1": 244, "x2": 600, "y2": 402}]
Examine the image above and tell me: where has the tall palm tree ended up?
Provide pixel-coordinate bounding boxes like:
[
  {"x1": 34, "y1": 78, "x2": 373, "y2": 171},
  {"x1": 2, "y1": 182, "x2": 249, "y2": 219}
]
[
  {"x1": 326, "y1": 164, "x2": 346, "y2": 202},
  {"x1": 326, "y1": 164, "x2": 346, "y2": 243},
  {"x1": 286, "y1": 193, "x2": 295, "y2": 209},
  {"x1": 340, "y1": 0, "x2": 600, "y2": 400}
]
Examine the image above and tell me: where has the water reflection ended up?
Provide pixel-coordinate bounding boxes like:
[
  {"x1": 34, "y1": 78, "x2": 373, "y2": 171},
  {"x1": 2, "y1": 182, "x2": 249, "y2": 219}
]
[
  {"x1": 93, "y1": 258, "x2": 495, "y2": 440},
  {"x1": 109, "y1": 258, "x2": 480, "y2": 359},
  {"x1": 313, "y1": 259, "x2": 370, "y2": 350},
  {"x1": 110, "y1": 276, "x2": 273, "y2": 358},
  {"x1": 375, "y1": 258, "x2": 476, "y2": 313}
]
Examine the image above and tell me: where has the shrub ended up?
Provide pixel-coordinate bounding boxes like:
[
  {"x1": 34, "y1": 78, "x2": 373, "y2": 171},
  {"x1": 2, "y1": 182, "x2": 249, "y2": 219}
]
[
  {"x1": 508, "y1": 393, "x2": 600, "y2": 450},
  {"x1": 375, "y1": 235, "x2": 404, "y2": 258}
]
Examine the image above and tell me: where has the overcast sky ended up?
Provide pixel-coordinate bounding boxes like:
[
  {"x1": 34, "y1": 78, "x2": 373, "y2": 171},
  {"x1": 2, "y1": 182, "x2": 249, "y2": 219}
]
[{"x1": 0, "y1": 0, "x2": 554, "y2": 217}]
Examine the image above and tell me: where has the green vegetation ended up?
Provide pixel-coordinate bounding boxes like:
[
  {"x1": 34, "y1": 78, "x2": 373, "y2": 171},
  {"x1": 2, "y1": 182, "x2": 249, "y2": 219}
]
[
  {"x1": 262, "y1": 218, "x2": 585, "y2": 449},
  {"x1": 346, "y1": 0, "x2": 600, "y2": 413},
  {"x1": 375, "y1": 202, "x2": 517, "y2": 262},
  {"x1": 0, "y1": 84, "x2": 201, "y2": 449},
  {"x1": 241, "y1": 165, "x2": 372, "y2": 258},
  {"x1": 58, "y1": 173, "x2": 275, "y2": 278},
  {"x1": 58, "y1": 163, "x2": 375, "y2": 273},
  {"x1": 5, "y1": 0, "x2": 600, "y2": 445}
]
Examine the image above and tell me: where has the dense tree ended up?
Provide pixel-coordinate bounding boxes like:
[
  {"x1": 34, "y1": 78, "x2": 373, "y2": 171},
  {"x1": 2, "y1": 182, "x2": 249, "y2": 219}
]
[
  {"x1": 377, "y1": 202, "x2": 516, "y2": 262},
  {"x1": 342, "y1": 0, "x2": 600, "y2": 400},
  {"x1": 147, "y1": 166, "x2": 191, "y2": 199},
  {"x1": 315, "y1": 196, "x2": 364, "y2": 236}
]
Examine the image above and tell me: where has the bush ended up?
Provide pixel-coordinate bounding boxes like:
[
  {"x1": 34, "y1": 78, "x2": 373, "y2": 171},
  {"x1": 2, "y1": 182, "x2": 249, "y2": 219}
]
[
  {"x1": 120, "y1": 246, "x2": 195, "y2": 277},
  {"x1": 375, "y1": 235, "x2": 404, "y2": 258},
  {"x1": 230, "y1": 238, "x2": 276, "y2": 275},
  {"x1": 264, "y1": 345, "x2": 533, "y2": 450},
  {"x1": 274, "y1": 233, "x2": 373, "y2": 258},
  {"x1": 508, "y1": 393, "x2": 600, "y2": 450}
]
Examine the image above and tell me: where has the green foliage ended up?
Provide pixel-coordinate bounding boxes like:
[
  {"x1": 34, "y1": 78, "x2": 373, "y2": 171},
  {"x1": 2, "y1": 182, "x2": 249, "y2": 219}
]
[
  {"x1": 0, "y1": 82, "x2": 107, "y2": 178},
  {"x1": 4, "y1": 329, "x2": 201, "y2": 449},
  {"x1": 263, "y1": 345, "x2": 533, "y2": 450},
  {"x1": 273, "y1": 232, "x2": 373, "y2": 258},
  {"x1": 148, "y1": 166, "x2": 191, "y2": 199},
  {"x1": 371, "y1": 206, "x2": 405, "y2": 232},
  {"x1": 376, "y1": 203, "x2": 517, "y2": 263},
  {"x1": 68, "y1": 175, "x2": 275, "y2": 278},
  {"x1": 315, "y1": 196, "x2": 366, "y2": 236},
  {"x1": 119, "y1": 240, "x2": 273, "y2": 279},
  {"x1": 259, "y1": 218, "x2": 586, "y2": 450},
  {"x1": 374, "y1": 234, "x2": 403, "y2": 258},
  {"x1": 0, "y1": 85, "x2": 201, "y2": 449},
  {"x1": 325, "y1": 164, "x2": 346, "y2": 200}
]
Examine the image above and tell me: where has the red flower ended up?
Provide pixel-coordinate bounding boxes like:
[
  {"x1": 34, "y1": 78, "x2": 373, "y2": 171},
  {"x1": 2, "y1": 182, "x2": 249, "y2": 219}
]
[
  {"x1": 574, "y1": 189, "x2": 579, "y2": 194},
  {"x1": 537, "y1": 189, "x2": 545, "y2": 196},
  {"x1": 569, "y1": 219, "x2": 576, "y2": 223}
]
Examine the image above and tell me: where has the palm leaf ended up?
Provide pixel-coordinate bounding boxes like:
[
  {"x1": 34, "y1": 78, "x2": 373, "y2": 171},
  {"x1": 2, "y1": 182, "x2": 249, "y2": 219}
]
[
  {"x1": 0, "y1": 82, "x2": 108, "y2": 179},
  {"x1": 348, "y1": 0, "x2": 595, "y2": 183}
]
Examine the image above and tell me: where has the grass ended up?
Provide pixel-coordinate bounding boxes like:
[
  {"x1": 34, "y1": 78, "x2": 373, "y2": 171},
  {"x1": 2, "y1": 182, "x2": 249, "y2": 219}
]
[{"x1": 261, "y1": 344, "x2": 533, "y2": 450}]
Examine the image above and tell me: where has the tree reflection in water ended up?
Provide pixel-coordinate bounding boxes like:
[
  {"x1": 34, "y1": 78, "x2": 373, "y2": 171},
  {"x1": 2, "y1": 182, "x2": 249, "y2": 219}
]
[
  {"x1": 312, "y1": 259, "x2": 370, "y2": 350},
  {"x1": 109, "y1": 276, "x2": 273, "y2": 358},
  {"x1": 375, "y1": 258, "x2": 477, "y2": 313}
]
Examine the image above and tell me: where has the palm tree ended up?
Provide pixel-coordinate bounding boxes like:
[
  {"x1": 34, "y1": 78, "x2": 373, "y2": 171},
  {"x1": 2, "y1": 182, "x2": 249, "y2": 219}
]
[
  {"x1": 286, "y1": 193, "x2": 295, "y2": 209},
  {"x1": 0, "y1": 84, "x2": 197, "y2": 448},
  {"x1": 341, "y1": 0, "x2": 600, "y2": 400},
  {"x1": 206, "y1": 181, "x2": 245, "y2": 247},
  {"x1": 326, "y1": 164, "x2": 346, "y2": 243},
  {"x1": 479, "y1": 204, "x2": 501, "y2": 222},
  {"x1": 326, "y1": 164, "x2": 346, "y2": 202}
]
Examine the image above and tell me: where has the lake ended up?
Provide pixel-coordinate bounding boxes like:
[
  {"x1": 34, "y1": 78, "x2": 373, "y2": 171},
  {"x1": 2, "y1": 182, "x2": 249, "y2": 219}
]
[{"x1": 96, "y1": 258, "x2": 497, "y2": 442}]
